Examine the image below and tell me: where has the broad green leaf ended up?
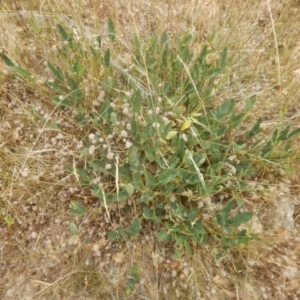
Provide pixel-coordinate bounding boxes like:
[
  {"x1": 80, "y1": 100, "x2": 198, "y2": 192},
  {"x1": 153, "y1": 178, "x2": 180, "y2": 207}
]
[
  {"x1": 52, "y1": 95, "x2": 69, "y2": 107},
  {"x1": 139, "y1": 191, "x2": 155, "y2": 203},
  {"x1": 233, "y1": 141, "x2": 247, "y2": 151},
  {"x1": 273, "y1": 128, "x2": 280, "y2": 143},
  {"x1": 278, "y1": 125, "x2": 290, "y2": 142},
  {"x1": 215, "y1": 202, "x2": 233, "y2": 227},
  {"x1": 132, "y1": 90, "x2": 142, "y2": 113},
  {"x1": 99, "y1": 99, "x2": 113, "y2": 121},
  {"x1": 124, "y1": 220, "x2": 141, "y2": 237},
  {"x1": 160, "y1": 31, "x2": 168, "y2": 46},
  {"x1": 91, "y1": 186, "x2": 104, "y2": 198},
  {"x1": 48, "y1": 62, "x2": 64, "y2": 81},
  {"x1": 71, "y1": 201, "x2": 86, "y2": 212},
  {"x1": 287, "y1": 128, "x2": 300, "y2": 140},
  {"x1": 161, "y1": 122, "x2": 174, "y2": 138},
  {"x1": 261, "y1": 141, "x2": 273, "y2": 158},
  {"x1": 246, "y1": 117, "x2": 262, "y2": 139},
  {"x1": 219, "y1": 47, "x2": 228, "y2": 68},
  {"x1": 108, "y1": 18, "x2": 115, "y2": 41},
  {"x1": 235, "y1": 197, "x2": 244, "y2": 207},
  {"x1": 168, "y1": 156, "x2": 180, "y2": 169},
  {"x1": 179, "y1": 47, "x2": 192, "y2": 64},
  {"x1": 156, "y1": 169, "x2": 179, "y2": 185},
  {"x1": 104, "y1": 49, "x2": 110, "y2": 67},
  {"x1": 203, "y1": 67, "x2": 222, "y2": 79},
  {"x1": 181, "y1": 119, "x2": 191, "y2": 131},
  {"x1": 191, "y1": 220, "x2": 206, "y2": 236},
  {"x1": 216, "y1": 125, "x2": 227, "y2": 136},
  {"x1": 132, "y1": 173, "x2": 144, "y2": 190},
  {"x1": 131, "y1": 116, "x2": 140, "y2": 142},
  {"x1": 10, "y1": 66, "x2": 34, "y2": 81},
  {"x1": 145, "y1": 149, "x2": 156, "y2": 162},
  {"x1": 69, "y1": 201, "x2": 87, "y2": 217},
  {"x1": 188, "y1": 208, "x2": 200, "y2": 222},
  {"x1": 128, "y1": 148, "x2": 140, "y2": 172},
  {"x1": 149, "y1": 72, "x2": 158, "y2": 88},
  {"x1": 201, "y1": 141, "x2": 213, "y2": 150},
  {"x1": 229, "y1": 212, "x2": 253, "y2": 228},
  {"x1": 47, "y1": 81, "x2": 68, "y2": 93},
  {"x1": 230, "y1": 112, "x2": 245, "y2": 129},
  {"x1": 125, "y1": 183, "x2": 135, "y2": 196},
  {"x1": 158, "y1": 230, "x2": 171, "y2": 241},
  {"x1": 57, "y1": 24, "x2": 72, "y2": 42},
  {"x1": 107, "y1": 231, "x2": 117, "y2": 240},
  {"x1": 144, "y1": 169, "x2": 156, "y2": 188},
  {"x1": 0, "y1": 54, "x2": 15, "y2": 67},
  {"x1": 69, "y1": 222, "x2": 78, "y2": 235},
  {"x1": 212, "y1": 99, "x2": 235, "y2": 122},
  {"x1": 67, "y1": 76, "x2": 79, "y2": 92},
  {"x1": 143, "y1": 207, "x2": 155, "y2": 219},
  {"x1": 159, "y1": 182, "x2": 176, "y2": 195},
  {"x1": 71, "y1": 61, "x2": 86, "y2": 76},
  {"x1": 107, "y1": 191, "x2": 128, "y2": 202},
  {"x1": 245, "y1": 95, "x2": 256, "y2": 113},
  {"x1": 110, "y1": 112, "x2": 117, "y2": 124},
  {"x1": 184, "y1": 240, "x2": 191, "y2": 255}
]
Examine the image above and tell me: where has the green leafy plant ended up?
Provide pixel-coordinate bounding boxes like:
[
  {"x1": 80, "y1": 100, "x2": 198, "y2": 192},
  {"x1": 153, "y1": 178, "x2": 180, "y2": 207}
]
[
  {"x1": 68, "y1": 201, "x2": 87, "y2": 235},
  {"x1": 69, "y1": 201, "x2": 87, "y2": 217},
  {"x1": 125, "y1": 265, "x2": 140, "y2": 296},
  {"x1": 2, "y1": 19, "x2": 300, "y2": 255},
  {"x1": 0, "y1": 205, "x2": 15, "y2": 226}
]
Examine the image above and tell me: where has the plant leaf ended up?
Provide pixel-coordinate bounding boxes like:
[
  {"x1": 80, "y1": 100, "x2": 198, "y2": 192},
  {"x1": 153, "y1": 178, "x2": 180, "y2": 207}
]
[
  {"x1": 245, "y1": 95, "x2": 256, "y2": 113},
  {"x1": 156, "y1": 169, "x2": 179, "y2": 185},
  {"x1": 124, "y1": 219, "x2": 141, "y2": 237},
  {"x1": 69, "y1": 222, "x2": 78, "y2": 235},
  {"x1": 166, "y1": 130, "x2": 177, "y2": 140},
  {"x1": 181, "y1": 119, "x2": 191, "y2": 131},
  {"x1": 215, "y1": 202, "x2": 233, "y2": 227},
  {"x1": 143, "y1": 207, "x2": 155, "y2": 220},
  {"x1": 128, "y1": 148, "x2": 140, "y2": 172},
  {"x1": 108, "y1": 18, "x2": 115, "y2": 41},
  {"x1": 10, "y1": 66, "x2": 34, "y2": 81},
  {"x1": 132, "y1": 90, "x2": 142, "y2": 113},
  {"x1": 125, "y1": 183, "x2": 135, "y2": 196},
  {"x1": 69, "y1": 201, "x2": 87, "y2": 217},
  {"x1": 229, "y1": 212, "x2": 253, "y2": 228},
  {"x1": 48, "y1": 62, "x2": 64, "y2": 81},
  {"x1": 246, "y1": 117, "x2": 262, "y2": 139},
  {"x1": 219, "y1": 47, "x2": 228, "y2": 68},
  {"x1": 287, "y1": 128, "x2": 300, "y2": 140},
  {"x1": 104, "y1": 49, "x2": 110, "y2": 67},
  {"x1": 57, "y1": 24, "x2": 72, "y2": 42},
  {"x1": 144, "y1": 169, "x2": 156, "y2": 188},
  {"x1": 160, "y1": 31, "x2": 168, "y2": 46},
  {"x1": 158, "y1": 230, "x2": 171, "y2": 241},
  {"x1": 0, "y1": 54, "x2": 15, "y2": 67}
]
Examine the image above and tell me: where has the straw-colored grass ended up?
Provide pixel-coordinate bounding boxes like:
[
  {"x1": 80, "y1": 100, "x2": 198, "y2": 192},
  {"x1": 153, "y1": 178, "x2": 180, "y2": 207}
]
[{"x1": 1, "y1": 1, "x2": 300, "y2": 299}]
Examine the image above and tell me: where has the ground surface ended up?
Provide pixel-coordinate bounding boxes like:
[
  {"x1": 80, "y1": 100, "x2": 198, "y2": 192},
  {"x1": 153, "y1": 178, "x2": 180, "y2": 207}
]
[{"x1": 1, "y1": 1, "x2": 300, "y2": 299}]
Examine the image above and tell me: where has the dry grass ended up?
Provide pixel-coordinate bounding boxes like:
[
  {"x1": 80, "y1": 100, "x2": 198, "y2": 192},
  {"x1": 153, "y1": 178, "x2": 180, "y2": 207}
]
[{"x1": 1, "y1": 0, "x2": 300, "y2": 299}]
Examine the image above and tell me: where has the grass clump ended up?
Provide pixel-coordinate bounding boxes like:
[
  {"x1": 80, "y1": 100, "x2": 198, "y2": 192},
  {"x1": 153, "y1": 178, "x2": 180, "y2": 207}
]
[{"x1": 1, "y1": 19, "x2": 299, "y2": 259}]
